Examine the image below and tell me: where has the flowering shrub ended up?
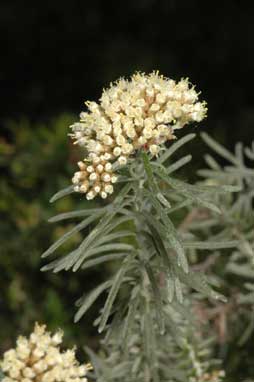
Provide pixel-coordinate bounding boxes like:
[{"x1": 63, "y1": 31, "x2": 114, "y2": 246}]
[
  {"x1": 41, "y1": 72, "x2": 235, "y2": 382},
  {"x1": 1, "y1": 72, "x2": 253, "y2": 382}
]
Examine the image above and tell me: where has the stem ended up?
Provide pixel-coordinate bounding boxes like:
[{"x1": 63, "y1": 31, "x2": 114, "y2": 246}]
[
  {"x1": 143, "y1": 269, "x2": 152, "y2": 382},
  {"x1": 130, "y1": 154, "x2": 160, "y2": 382}
]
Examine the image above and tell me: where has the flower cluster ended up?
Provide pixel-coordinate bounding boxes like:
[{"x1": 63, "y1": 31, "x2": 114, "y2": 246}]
[
  {"x1": 70, "y1": 71, "x2": 207, "y2": 199},
  {"x1": 0, "y1": 323, "x2": 92, "y2": 382},
  {"x1": 190, "y1": 370, "x2": 225, "y2": 382}
]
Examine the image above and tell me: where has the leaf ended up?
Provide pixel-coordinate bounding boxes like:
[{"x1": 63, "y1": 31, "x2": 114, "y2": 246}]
[
  {"x1": 48, "y1": 189, "x2": 130, "y2": 273},
  {"x1": 143, "y1": 303, "x2": 159, "y2": 382},
  {"x1": 121, "y1": 290, "x2": 139, "y2": 350},
  {"x1": 142, "y1": 208, "x2": 188, "y2": 274},
  {"x1": 91, "y1": 230, "x2": 136, "y2": 247},
  {"x1": 245, "y1": 146, "x2": 254, "y2": 160},
  {"x1": 103, "y1": 300, "x2": 127, "y2": 345},
  {"x1": 238, "y1": 309, "x2": 254, "y2": 345},
  {"x1": 79, "y1": 243, "x2": 134, "y2": 266},
  {"x1": 144, "y1": 216, "x2": 177, "y2": 303},
  {"x1": 157, "y1": 133, "x2": 196, "y2": 164},
  {"x1": 171, "y1": 180, "x2": 221, "y2": 214},
  {"x1": 50, "y1": 185, "x2": 74, "y2": 203},
  {"x1": 0, "y1": 370, "x2": 4, "y2": 382},
  {"x1": 74, "y1": 280, "x2": 112, "y2": 322},
  {"x1": 42, "y1": 213, "x2": 103, "y2": 258},
  {"x1": 204, "y1": 154, "x2": 221, "y2": 170},
  {"x1": 143, "y1": 301, "x2": 152, "y2": 357},
  {"x1": 81, "y1": 253, "x2": 128, "y2": 270},
  {"x1": 174, "y1": 277, "x2": 183, "y2": 303},
  {"x1": 156, "y1": 192, "x2": 172, "y2": 209},
  {"x1": 144, "y1": 195, "x2": 188, "y2": 274},
  {"x1": 201, "y1": 132, "x2": 239, "y2": 166},
  {"x1": 98, "y1": 257, "x2": 132, "y2": 333},
  {"x1": 183, "y1": 240, "x2": 239, "y2": 250},
  {"x1": 167, "y1": 273, "x2": 175, "y2": 302},
  {"x1": 109, "y1": 362, "x2": 133, "y2": 379},
  {"x1": 113, "y1": 182, "x2": 133, "y2": 205},
  {"x1": 145, "y1": 216, "x2": 170, "y2": 264},
  {"x1": 40, "y1": 250, "x2": 77, "y2": 272},
  {"x1": 164, "y1": 306, "x2": 187, "y2": 347},
  {"x1": 197, "y1": 169, "x2": 233, "y2": 180},
  {"x1": 225, "y1": 166, "x2": 254, "y2": 176},
  {"x1": 187, "y1": 219, "x2": 218, "y2": 230},
  {"x1": 191, "y1": 184, "x2": 241, "y2": 195},
  {"x1": 84, "y1": 346, "x2": 108, "y2": 378},
  {"x1": 72, "y1": 215, "x2": 134, "y2": 271},
  {"x1": 167, "y1": 199, "x2": 193, "y2": 214},
  {"x1": 141, "y1": 151, "x2": 157, "y2": 190},
  {"x1": 142, "y1": 154, "x2": 188, "y2": 271},
  {"x1": 235, "y1": 142, "x2": 244, "y2": 163},
  {"x1": 176, "y1": 266, "x2": 226, "y2": 302},
  {"x1": 144, "y1": 261, "x2": 165, "y2": 334},
  {"x1": 155, "y1": 169, "x2": 221, "y2": 214},
  {"x1": 226, "y1": 263, "x2": 254, "y2": 278},
  {"x1": 87, "y1": 242, "x2": 134, "y2": 256},
  {"x1": 48, "y1": 208, "x2": 106, "y2": 222},
  {"x1": 43, "y1": 184, "x2": 133, "y2": 263},
  {"x1": 166, "y1": 155, "x2": 192, "y2": 175},
  {"x1": 131, "y1": 356, "x2": 142, "y2": 375}
]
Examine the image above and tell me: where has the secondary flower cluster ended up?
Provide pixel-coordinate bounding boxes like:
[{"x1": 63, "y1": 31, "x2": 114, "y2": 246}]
[
  {"x1": 0, "y1": 323, "x2": 92, "y2": 382},
  {"x1": 190, "y1": 370, "x2": 225, "y2": 382},
  {"x1": 70, "y1": 71, "x2": 207, "y2": 199}
]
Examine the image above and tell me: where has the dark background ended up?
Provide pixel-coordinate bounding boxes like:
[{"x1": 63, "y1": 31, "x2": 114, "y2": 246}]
[
  {"x1": 2, "y1": 0, "x2": 254, "y2": 144},
  {"x1": 1, "y1": 0, "x2": 254, "y2": 379}
]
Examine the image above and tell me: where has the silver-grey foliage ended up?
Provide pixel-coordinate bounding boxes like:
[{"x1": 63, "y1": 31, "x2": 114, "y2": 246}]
[{"x1": 42, "y1": 133, "x2": 249, "y2": 381}]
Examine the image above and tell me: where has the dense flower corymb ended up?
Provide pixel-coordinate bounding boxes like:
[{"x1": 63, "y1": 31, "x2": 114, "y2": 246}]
[
  {"x1": 0, "y1": 323, "x2": 92, "y2": 382},
  {"x1": 70, "y1": 71, "x2": 207, "y2": 199}
]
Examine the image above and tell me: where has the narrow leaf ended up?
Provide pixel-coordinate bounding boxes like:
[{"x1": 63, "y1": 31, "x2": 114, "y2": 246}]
[
  {"x1": 174, "y1": 277, "x2": 183, "y2": 303},
  {"x1": 156, "y1": 169, "x2": 221, "y2": 214},
  {"x1": 144, "y1": 262, "x2": 165, "y2": 334},
  {"x1": 91, "y1": 230, "x2": 136, "y2": 247},
  {"x1": 121, "y1": 293, "x2": 139, "y2": 350},
  {"x1": 157, "y1": 133, "x2": 196, "y2": 164},
  {"x1": 72, "y1": 216, "x2": 134, "y2": 271},
  {"x1": 81, "y1": 253, "x2": 127, "y2": 270},
  {"x1": 201, "y1": 132, "x2": 239, "y2": 165},
  {"x1": 49, "y1": 208, "x2": 105, "y2": 222},
  {"x1": 98, "y1": 258, "x2": 131, "y2": 333},
  {"x1": 42, "y1": 213, "x2": 102, "y2": 258},
  {"x1": 74, "y1": 280, "x2": 112, "y2": 322},
  {"x1": 166, "y1": 155, "x2": 192, "y2": 174},
  {"x1": 142, "y1": 208, "x2": 188, "y2": 273},
  {"x1": 50, "y1": 185, "x2": 74, "y2": 203},
  {"x1": 204, "y1": 154, "x2": 221, "y2": 170},
  {"x1": 184, "y1": 240, "x2": 239, "y2": 250},
  {"x1": 176, "y1": 266, "x2": 226, "y2": 302}
]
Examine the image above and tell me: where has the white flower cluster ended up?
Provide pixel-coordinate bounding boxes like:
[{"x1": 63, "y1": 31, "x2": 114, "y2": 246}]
[
  {"x1": 0, "y1": 323, "x2": 92, "y2": 382},
  {"x1": 190, "y1": 370, "x2": 225, "y2": 382},
  {"x1": 70, "y1": 71, "x2": 207, "y2": 199}
]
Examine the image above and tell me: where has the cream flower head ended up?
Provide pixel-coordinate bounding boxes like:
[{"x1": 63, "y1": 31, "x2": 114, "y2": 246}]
[
  {"x1": 190, "y1": 370, "x2": 225, "y2": 382},
  {"x1": 70, "y1": 71, "x2": 207, "y2": 199},
  {"x1": 0, "y1": 323, "x2": 92, "y2": 382}
]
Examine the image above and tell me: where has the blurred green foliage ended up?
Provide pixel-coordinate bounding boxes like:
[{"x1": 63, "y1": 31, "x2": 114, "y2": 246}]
[{"x1": 0, "y1": 115, "x2": 104, "y2": 356}]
